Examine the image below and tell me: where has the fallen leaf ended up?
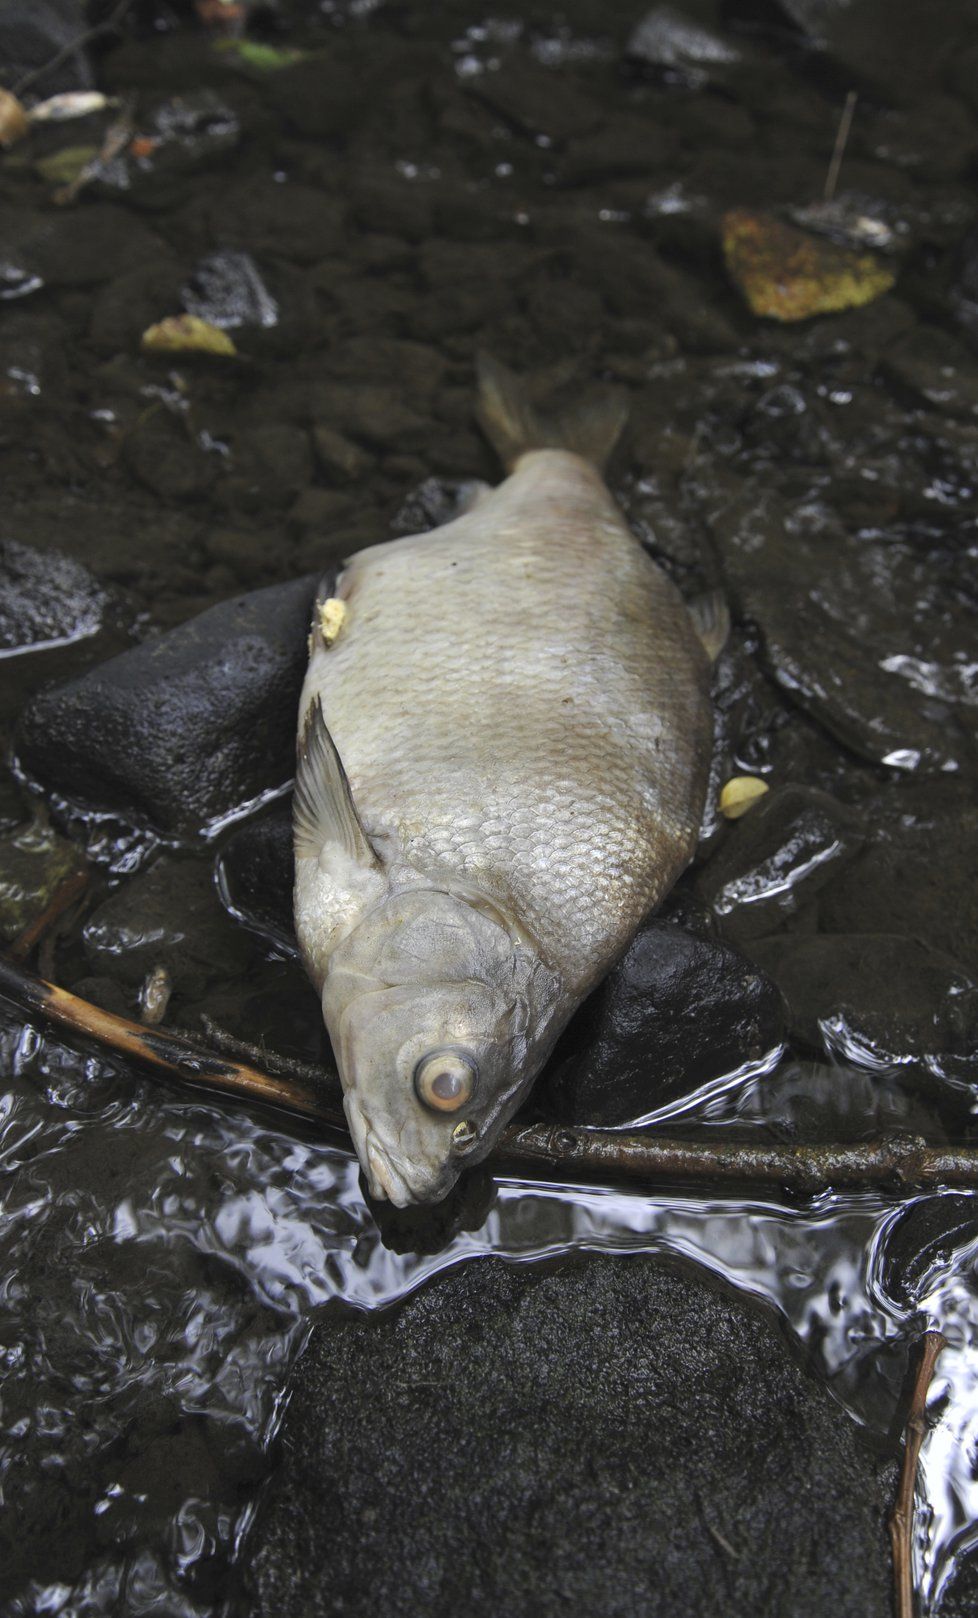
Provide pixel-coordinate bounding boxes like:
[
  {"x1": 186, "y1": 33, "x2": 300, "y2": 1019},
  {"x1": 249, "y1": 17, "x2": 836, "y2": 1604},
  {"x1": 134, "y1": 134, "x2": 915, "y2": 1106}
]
[
  {"x1": 28, "y1": 91, "x2": 115, "y2": 124},
  {"x1": 719, "y1": 776, "x2": 770, "y2": 820},
  {"x1": 141, "y1": 315, "x2": 237, "y2": 357},
  {"x1": 35, "y1": 144, "x2": 98, "y2": 186},
  {"x1": 722, "y1": 208, "x2": 895, "y2": 321},
  {"x1": 0, "y1": 88, "x2": 28, "y2": 149},
  {"x1": 215, "y1": 38, "x2": 308, "y2": 70}
]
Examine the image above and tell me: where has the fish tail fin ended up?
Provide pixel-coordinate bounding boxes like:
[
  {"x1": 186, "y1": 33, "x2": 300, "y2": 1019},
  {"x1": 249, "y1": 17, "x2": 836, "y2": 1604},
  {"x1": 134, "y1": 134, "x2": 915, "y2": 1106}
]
[{"x1": 475, "y1": 353, "x2": 628, "y2": 473}]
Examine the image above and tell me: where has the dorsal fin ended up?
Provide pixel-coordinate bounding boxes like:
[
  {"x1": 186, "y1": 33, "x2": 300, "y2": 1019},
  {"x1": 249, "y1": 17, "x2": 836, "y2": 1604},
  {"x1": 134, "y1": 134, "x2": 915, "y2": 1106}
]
[{"x1": 294, "y1": 697, "x2": 379, "y2": 867}]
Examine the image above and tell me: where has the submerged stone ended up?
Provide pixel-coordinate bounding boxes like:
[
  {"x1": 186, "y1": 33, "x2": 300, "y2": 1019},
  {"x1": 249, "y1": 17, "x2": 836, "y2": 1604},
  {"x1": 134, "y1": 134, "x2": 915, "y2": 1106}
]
[
  {"x1": 747, "y1": 933, "x2": 978, "y2": 1096},
  {"x1": 181, "y1": 250, "x2": 279, "y2": 331},
  {"x1": 545, "y1": 919, "x2": 784, "y2": 1126},
  {"x1": 82, "y1": 856, "x2": 253, "y2": 990},
  {"x1": 706, "y1": 484, "x2": 978, "y2": 775},
  {"x1": 17, "y1": 577, "x2": 315, "y2": 837},
  {"x1": 696, "y1": 784, "x2": 863, "y2": 941},
  {"x1": 0, "y1": 818, "x2": 83, "y2": 943},
  {"x1": 245, "y1": 1257, "x2": 895, "y2": 1618},
  {"x1": 216, "y1": 808, "x2": 295, "y2": 951},
  {"x1": 626, "y1": 6, "x2": 742, "y2": 88}
]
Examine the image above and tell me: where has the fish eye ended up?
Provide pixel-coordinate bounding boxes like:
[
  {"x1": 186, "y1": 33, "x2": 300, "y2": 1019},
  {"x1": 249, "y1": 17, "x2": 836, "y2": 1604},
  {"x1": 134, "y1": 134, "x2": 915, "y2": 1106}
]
[{"x1": 414, "y1": 1048, "x2": 477, "y2": 1113}]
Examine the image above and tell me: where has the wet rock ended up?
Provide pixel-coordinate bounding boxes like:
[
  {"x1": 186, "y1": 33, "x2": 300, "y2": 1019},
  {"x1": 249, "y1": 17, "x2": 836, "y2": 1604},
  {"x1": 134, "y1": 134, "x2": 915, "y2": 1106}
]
[
  {"x1": 545, "y1": 920, "x2": 785, "y2": 1126},
  {"x1": 626, "y1": 4, "x2": 743, "y2": 87},
  {"x1": 0, "y1": 539, "x2": 110, "y2": 656},
  {"x1": 123, "y1": 411, "x2": 219, "y2": 503},
  {"x1": 246, "y1": 1257, "x2": 895, "y2": 1618},
  {"x1": 696, "y1": 785, "x2": 863, "y2": 942},
  {"x1": 0, "y1": 818, "x2": 83, "y2": 942},
  {"x1": 880, "y1": 1194, "x2": 978, "y2": 1310},
  {"x1": 311, "y1": 424, "x2": 373, "y2": 484},
  {"x1": 216, "y1": 808, "x2": 295, "y2": 951},
  {"x1": 307, "y1": 383, "x2": 431, "y2": 453},
  {"x1": 17, "y1": 576, "x2": 316, "y2": 837},
  {"x1": 0, "y1": 205, "x2": 164, "y2": 288},
  {"x1": 228, "y1": 424, "x2": 313, "y2": 510},
  {"x1": 102, "y1": 92, "x2": 241, "y2": 210},
  {"x1": 882, "y1": 326, "x2": 978, "y2": 419},
  {"x1": 466, "y1": 57, "x2": 603, "y2": 144},
  {"x1": 705, "y1": 1058, "x2": 942, "y2": 1144},
  {"x1": 206, "y1": 177, "x2": 346, "y2": 265},
  {"x1": 706, "y1": 483, "x2": 978, "y2": 775},
  {"x1": 392, "y1": 476, "x2": 483, "y2": 534},
  {"x1": 817, "y1": 790, "x2": 978, "y2": 979},
  {"x1": 82, "y1": 856, "x2": 252, "y2": 990},
  {"x1": 88, "y1": 259, "x2": 185, "y2": 354},
  {"x1": 747, "y1": 934, "x2": 978, "y2": 1095},
  {"x1": 181, "y1": 250, "x2": 278, "y2": 331}
]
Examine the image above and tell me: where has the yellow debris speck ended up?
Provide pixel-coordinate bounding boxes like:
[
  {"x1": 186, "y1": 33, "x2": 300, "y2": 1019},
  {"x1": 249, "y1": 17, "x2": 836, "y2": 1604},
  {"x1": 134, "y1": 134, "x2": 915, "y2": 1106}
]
[
  {"x1": 319, "y1": 597, "x2": 347, "y2": 646},
  {"x1": 720, "y1": 776, "x2": 770, "y2": 820}
]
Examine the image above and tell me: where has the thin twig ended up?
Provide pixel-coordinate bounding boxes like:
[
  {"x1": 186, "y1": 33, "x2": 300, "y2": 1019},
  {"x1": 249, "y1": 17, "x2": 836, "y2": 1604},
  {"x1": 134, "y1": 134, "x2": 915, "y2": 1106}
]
[
  {"x1": 4, "y1": 956, "x2": 978, "y2": 1193},
  {"x1": 8, "y1": 869, "x2": 89, "y2": 965},
  {"x1": 13, "y1": 0, "x2": 134, "y2": 97},
  {"x1": 889, "y1": 1331, "x2": 947, "y2": 1618},
  {"x1": 824, "y1": 89, "x2": 858, "y2": 204}
]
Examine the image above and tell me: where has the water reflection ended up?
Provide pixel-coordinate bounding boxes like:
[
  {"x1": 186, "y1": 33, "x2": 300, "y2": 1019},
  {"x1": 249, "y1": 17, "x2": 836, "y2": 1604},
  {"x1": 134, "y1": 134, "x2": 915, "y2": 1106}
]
[{"x1": 2, "y1": 1015, "x2": 976, "y2": 1613}]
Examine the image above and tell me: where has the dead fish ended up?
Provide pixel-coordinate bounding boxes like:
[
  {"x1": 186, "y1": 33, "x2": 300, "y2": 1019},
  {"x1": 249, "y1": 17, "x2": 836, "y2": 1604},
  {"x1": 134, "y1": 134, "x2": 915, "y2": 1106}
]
[{"x1": 294, "y1": 357, "x2": 724, "y2": 1207}]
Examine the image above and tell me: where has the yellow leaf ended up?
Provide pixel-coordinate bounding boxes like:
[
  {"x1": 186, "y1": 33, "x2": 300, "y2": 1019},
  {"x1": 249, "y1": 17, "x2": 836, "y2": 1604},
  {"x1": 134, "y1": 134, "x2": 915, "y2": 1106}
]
[
  {"x1": 35, "y1": 144, "x2": 98, "y2": 185},
  {"x1": 141, "y1": 315, "x2": 237, "y2": 357},
  {"x1": 722, "y1": 208, "x2": 895, "y2": 322},
  {"x1": 719, "y1": 776, "x2": 770, "y2": 820},
  {"x1": 0, "y1": 88, "x2": 28, "y2": 149}
]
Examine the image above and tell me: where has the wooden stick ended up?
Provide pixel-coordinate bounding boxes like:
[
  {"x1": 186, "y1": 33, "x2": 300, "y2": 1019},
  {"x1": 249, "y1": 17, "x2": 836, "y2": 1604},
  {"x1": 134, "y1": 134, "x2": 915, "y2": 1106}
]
[
  {"x1": 4, "y1": 955, "x2": 978, "y2": 1193},
  {"x1": 889, "y1": 1330, "x2": 947, "y2": 1618},
  {"x1": 824, "y1": 89, "x2": 858, "y2": 203}
]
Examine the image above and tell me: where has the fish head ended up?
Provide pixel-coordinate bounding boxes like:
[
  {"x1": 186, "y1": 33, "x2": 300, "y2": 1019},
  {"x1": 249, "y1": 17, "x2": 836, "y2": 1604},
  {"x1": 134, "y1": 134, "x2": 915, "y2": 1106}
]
[{"x1": 323, "y1": 888, "x2": 562, "y2": 1206}]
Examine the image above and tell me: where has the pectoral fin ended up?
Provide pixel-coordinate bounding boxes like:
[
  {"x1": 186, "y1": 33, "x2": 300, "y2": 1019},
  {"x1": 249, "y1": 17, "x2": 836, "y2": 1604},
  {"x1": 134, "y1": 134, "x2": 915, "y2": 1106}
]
[
  {"x1": 688, "y1": 589, "x2": 731, "y2": 663},
  {"x1": 294, "y1": 697, "x2": 379, "y2": 867}
]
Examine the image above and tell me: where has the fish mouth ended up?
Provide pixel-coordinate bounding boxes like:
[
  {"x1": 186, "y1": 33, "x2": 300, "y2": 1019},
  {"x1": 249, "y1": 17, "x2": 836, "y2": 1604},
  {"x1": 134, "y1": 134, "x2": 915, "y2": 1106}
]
[{"x1": 343, "y1": 1091, "x2": 439, "y2": 1209}]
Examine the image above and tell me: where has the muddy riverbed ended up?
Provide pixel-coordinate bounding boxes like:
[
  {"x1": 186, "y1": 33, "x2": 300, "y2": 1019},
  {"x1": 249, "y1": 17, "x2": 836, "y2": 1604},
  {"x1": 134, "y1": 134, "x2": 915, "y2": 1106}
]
[{"x1": 1, "y1": 1, "x2": 978, "y2": 1613}]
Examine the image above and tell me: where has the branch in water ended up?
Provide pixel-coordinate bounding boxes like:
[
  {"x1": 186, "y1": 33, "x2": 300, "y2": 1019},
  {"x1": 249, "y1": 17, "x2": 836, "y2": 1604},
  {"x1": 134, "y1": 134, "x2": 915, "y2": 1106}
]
[
  {"x1": 3, "y1": 955, "x2": 978, "y2": 1192},
  {"x1": 8, "y1": 868, "x2": 89, "y2": 965},
  {"x1": 889, "y1": 1330, "x2": 947, "y2": 1618}
]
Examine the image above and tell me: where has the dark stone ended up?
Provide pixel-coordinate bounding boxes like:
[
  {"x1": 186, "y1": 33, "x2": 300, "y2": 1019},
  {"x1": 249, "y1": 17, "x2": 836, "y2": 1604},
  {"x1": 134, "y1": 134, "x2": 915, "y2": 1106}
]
[
  {"x1": 391, "y1": 476, "x2": 482, "y2": 535},
  {"x1": 245, "y1": 1256, "x2": 896, "y2": 1618},
  {"x1": 0, "y1": 539, "x2": 110, "y2": 655},
  {"x1": 216, "y1": 808, "x2": 295, "y2": 952},
  {"x1": 626, "y1": 5, "x2": 743, "y2": 88},
  {"x1": 0, "y1": 205, "x2": 165, "y2": 289},
  {"x1": 0, "y1": 0, "x2": 92, "y2": 95},
  {"x1": 746, "y1": 934, "x2": 978, "y2": 1096},
  {"x1": 466, "y1": 57, "x2": 604, "y2": 144},
  {"x1": 123, "y1": 411, "x2": 219, "y2": 502},
  {"x1": 88, "y1": 260, "x2": 186, "y2": 354},
  {"x1": 310, "y1": 424, "x2": 374, "y2": 484},
  {"x1": 882, "y1": 326, "x2": 978, "y2": 419},
  {"x1": 545, "y1": 920, "x2": 785, "y2": 1126},
  {"x1": 82, "y1": 855, "x2": 253, "y2": 990},
  {"x1": 205, "y1": 177, "x2": 346, "y2": 265},
  {"x1": 817, "y1": 790, "x2": 978, "y2": 980},
  {"x1": 879, "y1": 1194, "x2": 978, "y2": 1310},
  {"x1": 229, "y1": 424, "x2": 313, "y2": 511},
  {"x1": 696, "y1": 785, "x2": 863, "y2": 942},
  {"x1": 181, "y1": 250, "x2": 278, "y2": 332},
  {"x1": 17, "y1": 576, "x2": 316, "y2": 837},
  {"x1": 705, "y1": 1058, "x2": 943, "y2": 1144},
  {"x1": 93, "y1": 91, "x2": 242, "y2": 210},
  {"x1": 706, "y1": 484, "x2": 978, "y2": 776}
]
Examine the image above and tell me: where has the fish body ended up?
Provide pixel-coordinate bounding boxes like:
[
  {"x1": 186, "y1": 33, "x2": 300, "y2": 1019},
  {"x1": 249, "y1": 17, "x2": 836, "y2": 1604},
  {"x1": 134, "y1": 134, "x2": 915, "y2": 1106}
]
[{"x1": 294, "y1": 366, "x2": 718, "y2": 1206}]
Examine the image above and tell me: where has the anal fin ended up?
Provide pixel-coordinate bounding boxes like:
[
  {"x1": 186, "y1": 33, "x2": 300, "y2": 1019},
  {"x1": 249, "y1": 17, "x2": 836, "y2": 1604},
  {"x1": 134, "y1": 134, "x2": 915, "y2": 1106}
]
[
  {"x1": 294, "y1": 697, "x2": 379, "y2": 867},
  {"x1": 688, "y1": 589, "x2": 730, "y2": 663}
]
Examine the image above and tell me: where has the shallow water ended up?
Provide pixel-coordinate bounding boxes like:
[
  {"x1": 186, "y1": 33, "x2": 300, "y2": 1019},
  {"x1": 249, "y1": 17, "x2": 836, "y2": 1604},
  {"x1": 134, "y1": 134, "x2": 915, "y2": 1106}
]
[{"x1": 2, "y1": 1009, "x2": 977, "y2": 1614}]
